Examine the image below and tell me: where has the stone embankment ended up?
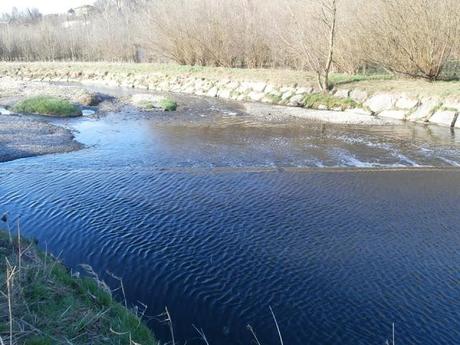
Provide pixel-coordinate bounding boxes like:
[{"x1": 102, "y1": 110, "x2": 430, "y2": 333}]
[{"x1": 2, "y1": 65, "x2": 460, "y2": 128}]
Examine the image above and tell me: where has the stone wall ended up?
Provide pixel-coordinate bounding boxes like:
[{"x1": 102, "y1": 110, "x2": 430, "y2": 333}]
[{"x1": 2, "y1": 65, "x2": 460, "y2": 128}]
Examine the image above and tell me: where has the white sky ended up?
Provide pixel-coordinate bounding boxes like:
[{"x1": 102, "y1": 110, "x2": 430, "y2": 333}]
[{"x1": 0, "y1": 0, "x2": 95, "y2": 15}]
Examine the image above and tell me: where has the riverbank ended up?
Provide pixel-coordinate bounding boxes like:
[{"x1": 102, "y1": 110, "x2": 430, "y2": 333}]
[
  {"x1": 2, "y1": 62, "x2": 460, "y2": 128},
  {"x1": 0, "y1": 79, "x2": 99, "y2": 162},
  {"x1": 0, "y1": 74, "x2": 393, "y2": 163},
  {"x1": 0, "y1": 228, "x2": 157, "y2": 344}
]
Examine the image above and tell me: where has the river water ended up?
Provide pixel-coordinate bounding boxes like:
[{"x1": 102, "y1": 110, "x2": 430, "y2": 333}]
[{"x1": 0, "y1": 92, "x2": 459, "y2": 345}]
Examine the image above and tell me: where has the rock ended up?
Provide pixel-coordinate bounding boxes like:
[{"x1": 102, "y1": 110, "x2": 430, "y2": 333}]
[
  {"x1": 248, "y1": 91, "x2": 265, "y2": 102},
  {"x1": 442, "y1": 98, "x2": 460, "y2": 111},
  {"x1": 407, "y1": 98, "x2": 440, "y2": 121},
  {"x1": 364, "y1": 94, "x2": 397, "y2": 113},
  {"x1": 206, "y1": 87, "x2": 218, "y2": 98},
  {"x1": 77, "y1": 92, "x2": 102, "y2": 106},
  {"x1": 378, "y1": 110, "x2": 407, "y2": 120},
  {"x1": 236, "y1": 94, "x2": 247, "y2": 101},
  {"x1": 238, "y1": 81, "x2": 266, "y2": 93},
  {"x1": 455, "y1": 117, "x2": 460, "y2": 128},
  {"x1": 183, "y1": 86, "x2": 195, "y2": 94},
  {"x1": 350, "y1": 89, "x2": 368, "y2": 102},
  {"x1": 261, "y1": 96, "x2": 275, "y2": 104},
  {"x1": 396, "y1": 97, "x2": 419, "y2": 110},
  {"x1": 429, "y1": 110, "x2": 458, "y2": 127},
  {"x1": 251, "y1": 82, "x2": 267, "y2": 93},
  {"x1": 217, "y1": 88, "x2": 232, "y2": 99},
  {"x1": 296, "y1": 87, "x2": 313, "y2": 95},
  {"x1": 287, "y1": 94, "x2": 305, "y2": 106},
  {"x1": 264, "y1": 84, "x2": 276, "y2": 94},
  {"x1": 334, "y1": 89, "x2": 350, "y2": 98},
  {"x1": 225, "y1": 81, "x2": 240, "y2": 91},
  {"x1": 281, "y1": 91, "x2": 294, "y2": 101},
  {"x1": 345, "y1": 108, "x2": 373, "y2": 116},
  {"x1": 280, "y1": 86, "x2": 296, "y2": 94},
  {"x1": 268, "y1": 89, "x2": 282, "y2": 97},
  {"x1": 318, "y1": 105, "x2": 328, "y2": 110},
  {"x1": 238, "y1": 82, "x2": 254, "y2": 93}
]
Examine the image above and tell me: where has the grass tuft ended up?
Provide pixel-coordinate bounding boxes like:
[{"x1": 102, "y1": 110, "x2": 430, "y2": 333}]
[
  {"x1": 0, "y1": 229, "x2": 157, "y2": 345},
  {"x1": 303, "y1": 93, "x2": 361, "y2": 111},
  {"x1": 13, "y1": 96, "x2": 82, "y2": 117},
  {"x1": 159, "y1": 98, "x2": 177, "y2": 111}
]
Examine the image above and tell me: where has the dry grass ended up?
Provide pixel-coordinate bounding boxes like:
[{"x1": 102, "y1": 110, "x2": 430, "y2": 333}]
[{"x1": 3, "y1": 61, "x2": 460, "y2": 97}]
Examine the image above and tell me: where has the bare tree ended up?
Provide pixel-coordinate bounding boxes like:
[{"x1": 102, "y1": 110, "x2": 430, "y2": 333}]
[
  {"x1": 321, "y1": 0, "x2": 338, "y2": 91},
  {"x1": 0, "y1": 0, "x2": 459, "y2": 82},
  {"x1": 359, "y1": 0, "x2": 460, "y2": 80},
  {"x1": 275, "y1": 0, "x2": 339, "y2": 92}
]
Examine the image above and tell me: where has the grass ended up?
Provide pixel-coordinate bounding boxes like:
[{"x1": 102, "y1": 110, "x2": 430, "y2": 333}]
[
  {"x1": 158, "y1": 98, "x2": 177, "y2": 111},
  {"x1": 13, "y1": 96, "x2": 82, "y2": 117},
  {"x1": 303, "y1": 93, "x2": 361, "y2": 111},
  {"x1": 134, "y1": 97, "x2": 177, "y2": 111},
  {"x1": 0, "y1": 228, "x2": 157, "y2": 345}
]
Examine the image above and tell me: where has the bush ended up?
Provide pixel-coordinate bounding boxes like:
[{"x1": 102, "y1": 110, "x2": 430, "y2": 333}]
[{"x1": 14, "y1": 96, "x2": 82, "y2": 117}]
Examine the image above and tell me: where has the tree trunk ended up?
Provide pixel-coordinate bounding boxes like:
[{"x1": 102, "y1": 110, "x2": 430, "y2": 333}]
[{"x1": 322, "y1": 0, "x2": 337, "y2": 93}]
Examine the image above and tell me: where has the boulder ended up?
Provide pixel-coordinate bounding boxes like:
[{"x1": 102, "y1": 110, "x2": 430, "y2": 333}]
[
  {"x1": 281, "y1": 91, "x2": 294, "y2": 101},
  {"x1": 77, "y1": 91, "x2": 102, "y2": 106},
  {"x1": 217, "y1": 88, "x2": 232, "y2": 99},
  {"x1": 261, "y1": 96, "x2": 275, "y2": 104},
  {"x1": 249, "y1": 91, "x2": 265, "y2": 102},
  {"x1": 280, "y1": 86, "x2": 296, "y2": 94},
  {"x1": 443, "y1": 98, "x2": 460, "y2": 111},
  {"x1": 334, "y1": 89, "x2": 350, "y2": 98},
  {"x1": 396, "y1": 97, "x2": 419, "y2": 110},
  {"x1": 226, "y1": 81, "x2": 240, "y2": 91},
  {"x1": 455, "y1": 117, "x2": 460, "y2": 128},
  {"x1": 268, "y1": 89, "x2": 282, "y2": 97},
  {"x1": 364, "y1": 94, "x2": 397, "y2": 113},
  {"x1": 238, "y1": 81, "x2": 267, "y2": 93},
  {"x1": 206, "y1": 87, "x2": 218, "y2": 98},
  {"x1": 250, "y1": 82, "x2": 267, "y2": 93},
  {"x1": 287, "y1": 94, "x2": 305, "y2": 106},
  {"x1": 345, "y1": 108, "x2": 373, "y2": 116},
  {"x1": 378, "y1": 110, "x2": 407, "y2": 120},
  {"x1": 350, "y1": 89, "x2": 368, "y2": 102},
  {"x1": 407, "y1": 98, "x2": 440, "y2": 121},
  {"x1": 296, "y1": 87, "x2": 313, "y2": 95},
  {"x1": 429, "y1": 111, "x2": 457, "y2": 127}
]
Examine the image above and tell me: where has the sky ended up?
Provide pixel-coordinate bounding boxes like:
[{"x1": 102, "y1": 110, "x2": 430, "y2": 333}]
[{"x1": 0, "y1": 0, "x2": 95, "y2": 15}]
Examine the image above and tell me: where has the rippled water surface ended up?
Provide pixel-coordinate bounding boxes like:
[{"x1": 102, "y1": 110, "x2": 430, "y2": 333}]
[{"x1": 1, "y1": 93, "x2": 460, "y2": 345}]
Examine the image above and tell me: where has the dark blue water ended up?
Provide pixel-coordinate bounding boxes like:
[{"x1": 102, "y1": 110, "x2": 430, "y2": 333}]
[{"x1": 1, "y1": 95, "x2": 460, "y2": 345}]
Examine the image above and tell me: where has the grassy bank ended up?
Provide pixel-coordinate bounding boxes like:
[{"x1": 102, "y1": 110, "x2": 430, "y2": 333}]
[
  {"x1": 3, "y1": 62, "x2": 460, "y2": 97},
  {"x1": 0, "y1": 229, "x2": 156, "y2": 345}
]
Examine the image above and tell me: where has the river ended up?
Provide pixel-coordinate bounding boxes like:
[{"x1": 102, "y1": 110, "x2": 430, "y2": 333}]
[{"x1": 0, "y1": 91, "x2": 459, "y2": 345}]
